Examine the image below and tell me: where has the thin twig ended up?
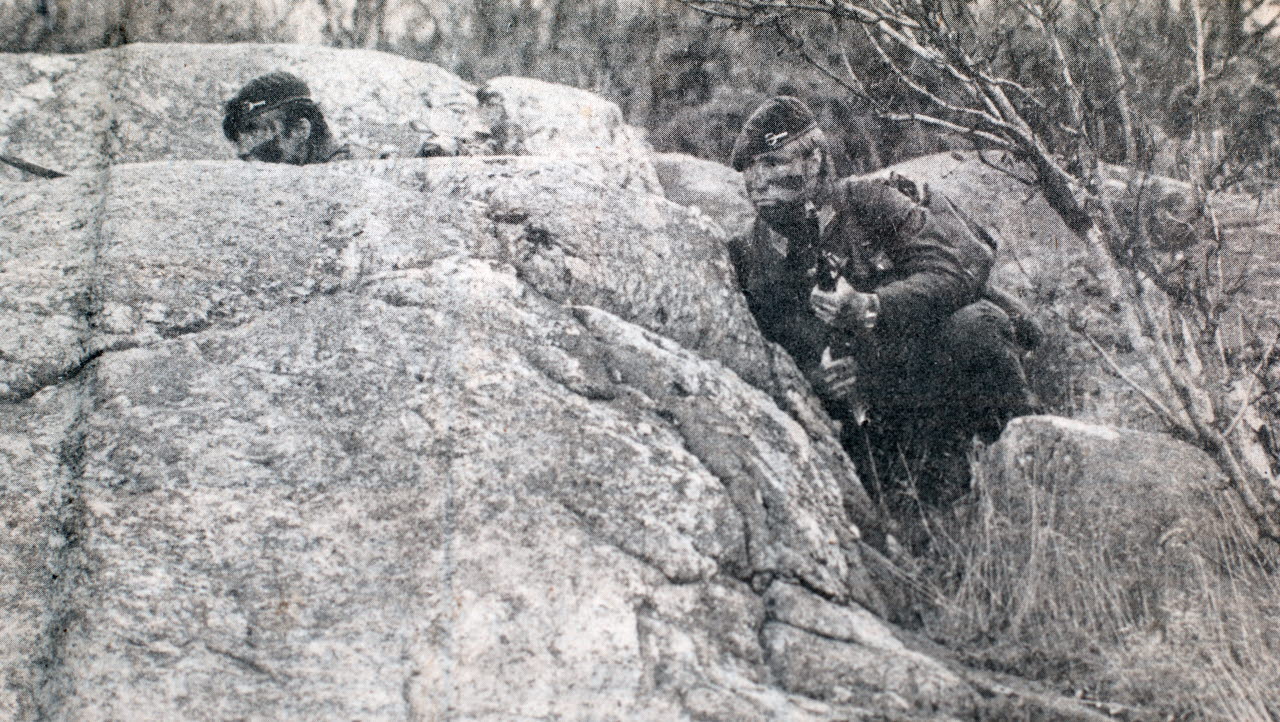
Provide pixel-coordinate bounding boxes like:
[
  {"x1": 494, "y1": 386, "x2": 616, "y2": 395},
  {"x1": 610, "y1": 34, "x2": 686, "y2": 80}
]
[
  {"x1": 1065, "y1": 313, "x2": 1182, "y2": 429},
  {"x1": 883, "y1": 113, "x2": 1012, "y2": 148}
]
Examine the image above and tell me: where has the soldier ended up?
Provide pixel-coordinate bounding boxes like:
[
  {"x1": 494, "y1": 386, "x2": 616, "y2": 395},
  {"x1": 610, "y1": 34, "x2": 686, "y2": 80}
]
[
  {"x1": 222, "y1": 72, "x2": 366, "y2": 165},
  {"x1": 729, "y1": 96, "x2": 1038, "y2": 500}
]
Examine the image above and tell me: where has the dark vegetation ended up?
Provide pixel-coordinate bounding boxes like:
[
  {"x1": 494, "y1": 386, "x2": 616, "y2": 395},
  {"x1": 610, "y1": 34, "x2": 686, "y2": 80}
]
[{"x1": 6, "y1": 0, "x2": 1280, "y2": 716}]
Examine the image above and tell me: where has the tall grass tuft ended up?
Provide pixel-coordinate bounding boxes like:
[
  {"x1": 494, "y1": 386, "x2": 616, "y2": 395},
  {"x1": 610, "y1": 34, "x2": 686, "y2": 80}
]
[{"x1": 920, "y1": 450, "x2": 1280, "y2": 720}]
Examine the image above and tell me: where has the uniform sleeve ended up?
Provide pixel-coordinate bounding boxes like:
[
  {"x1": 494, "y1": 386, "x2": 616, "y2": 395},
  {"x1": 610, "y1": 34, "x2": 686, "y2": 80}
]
[
  {"x1": 843, "y1": 181, "x2": 989, "y2": 334},
  {"x1": 840, "y1": 179, "x2": 926, "y2": 242}
]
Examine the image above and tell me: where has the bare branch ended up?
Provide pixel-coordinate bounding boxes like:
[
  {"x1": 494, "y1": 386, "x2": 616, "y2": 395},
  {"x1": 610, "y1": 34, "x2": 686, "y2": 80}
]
[
  {"x1": 676, "y1": 0, "x2": 752, "y2": 21},
  {"x1": 829, "y1": 16, "x2": 869, "y2": 97},
  {"x1": 860, "y1": 24, "x2": 1007, "y2": 129},
  {"x1": 977, "y1": 149, "x2": 1037, "y2": 187},
  {"x1": 1083, "y1": 0, "x2": 1137, "y2": 163},
  {"x1": 883, "y1": 113, "x2": 1012, "y2": 149}
]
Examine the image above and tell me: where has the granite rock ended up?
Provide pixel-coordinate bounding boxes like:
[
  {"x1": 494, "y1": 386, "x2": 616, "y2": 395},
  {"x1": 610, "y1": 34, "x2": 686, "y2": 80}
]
[{"x1": 0, "y1": 159, "x2": 966, "y2": 720}]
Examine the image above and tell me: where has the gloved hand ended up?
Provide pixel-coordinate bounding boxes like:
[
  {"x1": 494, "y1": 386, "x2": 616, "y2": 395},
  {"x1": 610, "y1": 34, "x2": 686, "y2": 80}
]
[{"x1": 810, "y1": 277, "x2": 879, "y2": 331}]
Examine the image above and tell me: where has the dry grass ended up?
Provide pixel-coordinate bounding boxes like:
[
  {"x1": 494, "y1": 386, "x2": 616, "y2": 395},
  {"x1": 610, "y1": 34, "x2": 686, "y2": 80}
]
[{"x1": 917, "y1": 455, "x2": 1280, "y2": 721}]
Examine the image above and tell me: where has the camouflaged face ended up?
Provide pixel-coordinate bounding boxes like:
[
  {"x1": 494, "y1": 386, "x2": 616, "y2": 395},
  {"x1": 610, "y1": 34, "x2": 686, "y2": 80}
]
[
  {"x1": 223, "y1": 72, "x2": 314, "y2": 142},
  {"x1": 743, "y1": 128, "x2": 829, "y2": 231}
]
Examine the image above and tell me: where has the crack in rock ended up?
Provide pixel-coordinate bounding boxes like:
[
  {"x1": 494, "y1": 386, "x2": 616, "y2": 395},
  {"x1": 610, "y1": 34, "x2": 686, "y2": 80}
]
[
  {"x1": 31, "y1": 376, "x2": 97, "y2": 720},
  {"x1": 203, "y1": 643, "x2": 283, "y2": 684}
]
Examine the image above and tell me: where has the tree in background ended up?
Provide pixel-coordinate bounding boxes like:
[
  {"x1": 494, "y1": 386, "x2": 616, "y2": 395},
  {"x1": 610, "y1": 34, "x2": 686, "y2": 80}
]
[{"x1": 5, "y1": 0, "x2": 1277, "y2": 184}]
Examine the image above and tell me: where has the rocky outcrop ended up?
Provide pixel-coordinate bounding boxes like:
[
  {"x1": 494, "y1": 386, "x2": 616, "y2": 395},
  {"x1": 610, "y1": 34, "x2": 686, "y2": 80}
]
[
  {"x1": 2, "y1": 156, "x2": 984, "y2": 719},
  {"x1": 339, "y1": 156, "x2": 755, "y2": 383},
  {"x1": 2, "y1": 45, "x2": 1141, "y2": 720}
]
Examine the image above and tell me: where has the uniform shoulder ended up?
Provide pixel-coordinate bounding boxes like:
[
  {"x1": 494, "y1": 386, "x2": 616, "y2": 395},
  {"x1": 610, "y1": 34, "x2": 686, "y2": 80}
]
[
  {"x1": 834, "y1": 176, "x2": 914, "y2": 210},
  {"x1": 831, "y1": 176, "x2": 924, "y2": 237}
]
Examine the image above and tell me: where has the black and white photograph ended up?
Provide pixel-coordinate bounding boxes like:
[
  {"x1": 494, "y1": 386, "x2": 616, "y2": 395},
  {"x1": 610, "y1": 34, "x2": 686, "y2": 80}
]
[{"x1": 2, "y1": 0, "x2": 1279, "y2": 718}]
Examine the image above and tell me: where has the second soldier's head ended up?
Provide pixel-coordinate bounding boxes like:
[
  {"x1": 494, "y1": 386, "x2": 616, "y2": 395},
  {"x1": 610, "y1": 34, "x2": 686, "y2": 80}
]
[
  {"x1": 731, "y1": 96, "x2": 835, "y2": 234},
  {"x1": 222, "y1": 72, "x2": 334, "y2": 165}
]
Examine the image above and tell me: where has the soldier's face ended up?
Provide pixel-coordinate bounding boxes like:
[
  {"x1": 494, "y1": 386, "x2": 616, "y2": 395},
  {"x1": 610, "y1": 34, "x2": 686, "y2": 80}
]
[
  {"x1": 744, "y1": 142, "x2": 822, "y2": 229},
  {"x1": 235, "y1": 109, "x2": 310, "y2": 165}
]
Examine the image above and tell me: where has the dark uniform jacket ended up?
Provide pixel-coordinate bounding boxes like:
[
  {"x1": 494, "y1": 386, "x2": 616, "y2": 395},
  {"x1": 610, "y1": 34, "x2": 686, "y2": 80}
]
[{"x1": 729, "y1": 177, "x2": 994, "y2": 375}]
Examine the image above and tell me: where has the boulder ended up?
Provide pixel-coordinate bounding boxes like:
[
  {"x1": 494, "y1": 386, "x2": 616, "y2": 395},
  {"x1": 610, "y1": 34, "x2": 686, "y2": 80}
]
[
  {"x1": 978, "y1": 415, "x2": 1271, "y2": 636},
  {"x1": 654, "y1": 152, "x2": 755, "y2": 237},
  {"x1": 969, "y1": 415, "x2": 1280, "y2": 716},
  {"x1": 2, "y1": 158, "x2": 994, "y2": 720},
  {"x1": 479, "y1": 76, "x2": 662, "y2": 195}
]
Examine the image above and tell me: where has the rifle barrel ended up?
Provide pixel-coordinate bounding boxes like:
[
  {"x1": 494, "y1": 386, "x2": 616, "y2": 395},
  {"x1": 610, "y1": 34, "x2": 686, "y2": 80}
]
[{"x1": 0, "y1": 154, "x2": 68, "y2": 179}]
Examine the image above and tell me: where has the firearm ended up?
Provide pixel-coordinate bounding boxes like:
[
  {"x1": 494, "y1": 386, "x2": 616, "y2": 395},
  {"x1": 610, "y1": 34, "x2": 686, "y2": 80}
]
[
  {"x1": 813, "y1": 253, "x2": 872, "y2": 427},
  {"x1": 819, "y1": 343, "x2": 869, "y2": 427},
  {"x1": 0, "y1": 154, "x2": 68, "y2": 179}
]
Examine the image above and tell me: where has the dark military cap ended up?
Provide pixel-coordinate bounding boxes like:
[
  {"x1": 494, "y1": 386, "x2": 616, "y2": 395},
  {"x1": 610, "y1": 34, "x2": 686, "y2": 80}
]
[
  {"x1": 730, "y1": 96, "x2": 819, "y2": 171},
  {"x1": 222, "y1": 71, "x2": 316, "y2": 141}
]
